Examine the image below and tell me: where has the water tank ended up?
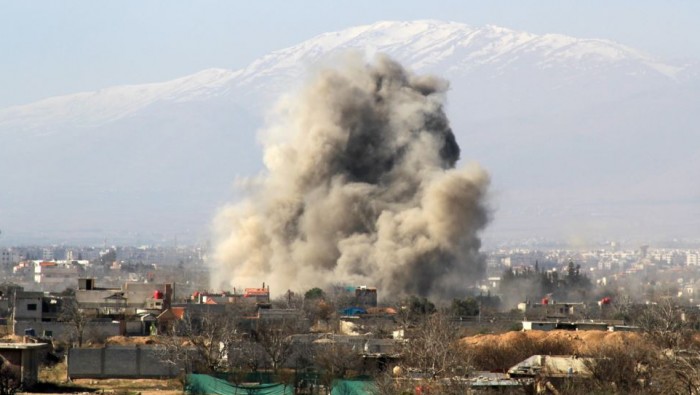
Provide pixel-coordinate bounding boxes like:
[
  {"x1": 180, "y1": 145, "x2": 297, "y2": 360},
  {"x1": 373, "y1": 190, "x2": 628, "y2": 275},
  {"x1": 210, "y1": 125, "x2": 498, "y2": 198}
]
[{"x1": 154, "y1": 290, "x2": 163, "y2": 300}]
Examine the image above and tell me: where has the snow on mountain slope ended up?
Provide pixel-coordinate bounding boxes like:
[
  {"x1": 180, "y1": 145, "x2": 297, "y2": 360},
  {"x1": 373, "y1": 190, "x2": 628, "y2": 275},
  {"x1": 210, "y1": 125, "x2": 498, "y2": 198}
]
[
  {"x1": 0, "y1": 20, "x2": 689, "y2": 131},
  {"x1": 234, "y1": 20, "x2": 683, "y2": 90},
  {"x1": 0, "y1": 68, "x2": 238, "y2": 131}
]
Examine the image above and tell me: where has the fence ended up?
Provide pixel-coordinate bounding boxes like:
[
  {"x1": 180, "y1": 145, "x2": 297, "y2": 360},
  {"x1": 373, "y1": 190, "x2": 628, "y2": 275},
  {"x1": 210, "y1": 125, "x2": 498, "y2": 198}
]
[{"x1": 68, "y1": 345, "x2": 181, "y2": 378}]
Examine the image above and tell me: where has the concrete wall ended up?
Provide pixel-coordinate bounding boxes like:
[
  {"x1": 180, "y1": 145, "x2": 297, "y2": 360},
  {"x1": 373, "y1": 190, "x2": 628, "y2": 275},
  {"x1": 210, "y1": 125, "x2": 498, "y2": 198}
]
[
  {"x1": 14, "y1": 320, "x2": 120, "y2": 341},
  {"x1": 0, "y1": 344, "x2": 49, "y2": 389},
  {"x1": 14, "y1": 295, "x2": 42, "y2": 321},
  {"x1": 68, "y1": 345, "x2": 181, "y2": 378},
  {"x1": 125, "y1": 320, "x2": 149, "y2": 336}
]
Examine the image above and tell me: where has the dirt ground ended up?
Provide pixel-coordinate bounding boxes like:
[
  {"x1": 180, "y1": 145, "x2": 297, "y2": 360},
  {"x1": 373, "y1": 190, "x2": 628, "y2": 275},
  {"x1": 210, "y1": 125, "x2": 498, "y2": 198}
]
[
  {"x1": 462, "y1": 329, "x2": 645, "y2": 354},
  {"x1": 72, "y1": 378, "x2": 183, "y2": 394},
  {"x1": 31, "y1": 357, "x2": 183, "y2": 395}
]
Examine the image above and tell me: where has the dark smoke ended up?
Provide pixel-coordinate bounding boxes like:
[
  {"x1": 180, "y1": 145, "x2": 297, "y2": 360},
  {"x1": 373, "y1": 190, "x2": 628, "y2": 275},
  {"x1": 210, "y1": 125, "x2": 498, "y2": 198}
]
[{"x1": 211, "y1": 54, "x2": 490, "y2": 300}]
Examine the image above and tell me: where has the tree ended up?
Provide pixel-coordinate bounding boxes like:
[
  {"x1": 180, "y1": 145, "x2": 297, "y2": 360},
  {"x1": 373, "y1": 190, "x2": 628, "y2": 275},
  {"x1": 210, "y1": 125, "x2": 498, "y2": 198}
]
[
  {"x1": 271, "y1": 290, "x2": 303, "y2": 309},
  {"x1": 313, "y1": 341, "x2": 363, "y2": 394},
  {"x1": 394, "y1": 296, "x2": 436, "y2": 328},
  {"x1": 632, "y1": 300, "x2": 700, "y2": 393},
  {"x1": 228, "y1": 335, "x2": 267, "y2": 375},
  {"x1": 252, "y1": 320, "x2": 296, "y2": 373},
  {"x1": 451, "y1": 298, "x2": 479, "y2": 317},
  {"x1": 304, "y1": 287, "x2": 325, "y2": 301},
  {"x1": 395, "y1": 312, "x2": 472, "y2": 394},
  {"x1": 158, "y1": 309, "x2": 242, "y2": 374},
  {"x1": 583, "y1": 342, "x2": 654, "y2": 393},
  {"x1": 636, "y1": 299, "x2": 693, "y2": 350},
  {"x1": 58, "y1": 297, "x2": 88, "y2": 347},
  {"x1": 0, "y1": 362, "x2": 20, "y2": 395}
]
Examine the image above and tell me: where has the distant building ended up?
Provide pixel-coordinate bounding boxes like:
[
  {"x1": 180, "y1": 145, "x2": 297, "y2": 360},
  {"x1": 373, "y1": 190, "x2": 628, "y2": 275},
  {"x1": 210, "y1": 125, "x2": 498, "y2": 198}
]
[
  {"x1": 355, "y1": 286, "x2": 377, "y2": 307},
  {"x1": 33, "y1": 260, "x2": 79, "y2": 286},
  {"x1": 518, "y1": 299, "x2": 585, "y2": 319},
  {"x1": 41, "y1": 248, "x2": 54, "y2": 262},
  {"x1": 0, "y1": 249, "x2": 20, "y2": 270},
  {"x1": 243, "y1": 285, "x2": 270, "y2": 303}
]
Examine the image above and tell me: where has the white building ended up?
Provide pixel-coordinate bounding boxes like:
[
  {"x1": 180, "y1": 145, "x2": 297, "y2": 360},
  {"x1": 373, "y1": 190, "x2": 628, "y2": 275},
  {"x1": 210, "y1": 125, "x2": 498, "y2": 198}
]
[{"x1": 33, "y1": 261, "x2": 79, "y2": 285}]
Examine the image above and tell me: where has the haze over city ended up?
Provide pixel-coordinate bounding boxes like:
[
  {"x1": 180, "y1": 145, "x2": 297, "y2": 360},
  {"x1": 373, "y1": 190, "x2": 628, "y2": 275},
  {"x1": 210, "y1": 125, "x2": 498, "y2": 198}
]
[{"x1": 1, "y1": 1, "x2": 699, "y2": 248}]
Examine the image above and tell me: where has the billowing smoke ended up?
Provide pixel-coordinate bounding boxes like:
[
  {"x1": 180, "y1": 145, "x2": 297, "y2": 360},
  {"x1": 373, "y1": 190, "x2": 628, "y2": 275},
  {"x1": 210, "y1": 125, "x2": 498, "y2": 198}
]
[{"x1": 211, "y1": 54, "x2": 490, "y2": 300}]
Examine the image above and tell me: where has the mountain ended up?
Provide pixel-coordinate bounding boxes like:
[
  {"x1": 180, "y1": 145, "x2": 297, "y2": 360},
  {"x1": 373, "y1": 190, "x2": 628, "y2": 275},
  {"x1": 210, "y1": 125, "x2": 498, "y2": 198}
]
[{"x1": 1, "y1": 20, "x2": 698, "y2": 245}]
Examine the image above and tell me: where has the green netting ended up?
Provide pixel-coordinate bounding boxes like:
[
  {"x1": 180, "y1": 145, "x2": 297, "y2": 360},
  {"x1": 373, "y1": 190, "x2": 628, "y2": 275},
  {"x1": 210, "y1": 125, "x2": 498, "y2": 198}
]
[
  {"x1": 331, "y1": 379, "x2": 376, "y2": 395},
  {"x1": 212, "y1": 371, "x2": 276, "y2": 384},
  {"x1": 185, "y1": 374, "x2": 294, "y2": 395}
]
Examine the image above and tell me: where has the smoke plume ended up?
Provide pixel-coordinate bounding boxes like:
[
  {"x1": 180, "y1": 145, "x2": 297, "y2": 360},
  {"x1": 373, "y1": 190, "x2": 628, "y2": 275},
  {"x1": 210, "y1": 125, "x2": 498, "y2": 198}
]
[{"x1": 211, "y1": 54, "x2": 490, "y2": 300}]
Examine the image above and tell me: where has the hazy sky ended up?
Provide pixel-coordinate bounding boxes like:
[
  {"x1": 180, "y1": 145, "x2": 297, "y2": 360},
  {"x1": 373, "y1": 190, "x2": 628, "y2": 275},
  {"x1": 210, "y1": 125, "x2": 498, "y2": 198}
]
[{"x1": 2, "y1": 1, "x2": 699, "y2": 108}]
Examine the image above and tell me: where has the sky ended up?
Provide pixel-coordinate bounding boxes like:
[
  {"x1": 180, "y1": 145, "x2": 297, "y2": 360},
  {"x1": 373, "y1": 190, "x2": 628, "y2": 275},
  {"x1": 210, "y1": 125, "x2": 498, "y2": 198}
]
[{"x1": 2, "y1": 0, "x2": 700, "y2": 108}]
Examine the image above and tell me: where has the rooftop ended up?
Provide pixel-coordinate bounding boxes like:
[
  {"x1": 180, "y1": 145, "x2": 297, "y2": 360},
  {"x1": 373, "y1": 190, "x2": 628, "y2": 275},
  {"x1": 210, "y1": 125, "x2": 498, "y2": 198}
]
[{"x1": 0, "y1": 342, "x2": 49, "y2": 350}]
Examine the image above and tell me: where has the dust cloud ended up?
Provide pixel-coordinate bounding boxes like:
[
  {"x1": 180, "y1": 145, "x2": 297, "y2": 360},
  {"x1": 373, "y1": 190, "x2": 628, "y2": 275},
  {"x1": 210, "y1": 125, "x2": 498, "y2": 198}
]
[{"x1": 211, "y1": 54, "x2": 490, "y2": 300}]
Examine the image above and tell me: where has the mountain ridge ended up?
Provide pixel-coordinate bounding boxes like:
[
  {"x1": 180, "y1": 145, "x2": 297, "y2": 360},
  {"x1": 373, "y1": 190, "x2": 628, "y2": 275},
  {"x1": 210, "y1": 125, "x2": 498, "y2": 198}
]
[
  {"x1": 1, "y1": 20, "x2": 691, "y2": 130},
  {"x1": 1, "y1": 20, "x2": 698, "y2": 243}
]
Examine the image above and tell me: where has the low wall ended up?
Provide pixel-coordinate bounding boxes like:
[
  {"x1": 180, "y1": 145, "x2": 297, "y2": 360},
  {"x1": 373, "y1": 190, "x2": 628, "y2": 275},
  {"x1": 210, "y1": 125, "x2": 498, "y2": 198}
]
[
  {"x1": 14, "y1": 320, "x2": 121, "y2": 341},
  {"x1": 68, "y1": 345, "x2": 181, "y2": 378}
]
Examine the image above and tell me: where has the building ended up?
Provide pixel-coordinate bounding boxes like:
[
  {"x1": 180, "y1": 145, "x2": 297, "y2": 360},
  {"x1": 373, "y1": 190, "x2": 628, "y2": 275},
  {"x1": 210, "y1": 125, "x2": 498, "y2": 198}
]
[
  {"x1": 355, "y1": 286, "x2": 377, "y2": 307},
  {"x1": 521, "y1": 320, "x2": 625, "y2": 332},
  {"x1": 243, "y1": 285, "x2": 270, "y2": 303},
  {"x1": 0, "y1": 342, "x2": 49, "y2": 388},
  {"x1": 0, "y1": 249, "x2": 20, "y2": 270},
  {"x1": 518, "y1": 300, "x2": 586, "y2": 319},
  {"x1": 508, "y1": 354, "x2": 592, "y2": 379},
  {"x1": 521, "y1": 321, "x2": 558, "y2": 331},
  {"x1": 33, "y1": 261, "x2": 79, "y2": 287},
  {"x1": 75, "y1": 278, "x2": 173, "y2": 316}
]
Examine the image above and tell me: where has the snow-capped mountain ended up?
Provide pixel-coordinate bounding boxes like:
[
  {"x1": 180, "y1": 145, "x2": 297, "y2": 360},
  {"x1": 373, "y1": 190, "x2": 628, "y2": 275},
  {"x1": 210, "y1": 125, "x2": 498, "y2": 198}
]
[
  {"x1": 1, "y1": 20, "x2": 698, "y2": 244},
  {"x1": 2, "y1": 20, "x2": 692, "y2": 131},
  {"x1": 0, "y1": 68, "x2": 239, "y2": 131}
]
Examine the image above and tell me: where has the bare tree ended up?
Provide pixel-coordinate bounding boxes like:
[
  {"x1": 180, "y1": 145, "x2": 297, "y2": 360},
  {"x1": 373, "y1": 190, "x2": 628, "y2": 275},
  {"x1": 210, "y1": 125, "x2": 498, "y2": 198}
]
[
  {"x1": 228, "y1": 335, "x2": 267, "y2": 376},
  {"x1": 271, "y1": 290, "x2": 304, "y2": 310},
  {"x1": 651, "y1": 350, "x2": 700, "y2": 394},
  {"x1": 252, "y1": 320, "x2": 296, "y2": 373},
  {"x1": 58, "y1": 297, "x2": 89, "y2": 347},
  {"x1": 619, "y1": 300, "x2": 700, "y2": 394},
  {"x1": 0, "y1": 362, "x2": 20, "y2": 395},
  {"x1": 158, "y1": 309, "x2": 242, "y2": 374},
  {"x1": 582, "y1": 342, "x2": 654, "y2": 393},
  {"x1": 399, "y1": 312, "x2": 470, "y2": 379},
  {"x1": 313, "y1": 341, "x2": 363, "y2": 394},
  {"x1": 636, "y1": 300, "x2": 693, "y2": 350}
]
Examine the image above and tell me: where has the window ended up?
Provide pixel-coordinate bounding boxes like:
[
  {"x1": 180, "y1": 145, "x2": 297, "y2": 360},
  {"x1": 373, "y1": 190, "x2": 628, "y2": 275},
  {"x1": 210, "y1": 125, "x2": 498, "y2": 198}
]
[{"x1": 27, "y1": 303, "x2": 37, "y2": 311}]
